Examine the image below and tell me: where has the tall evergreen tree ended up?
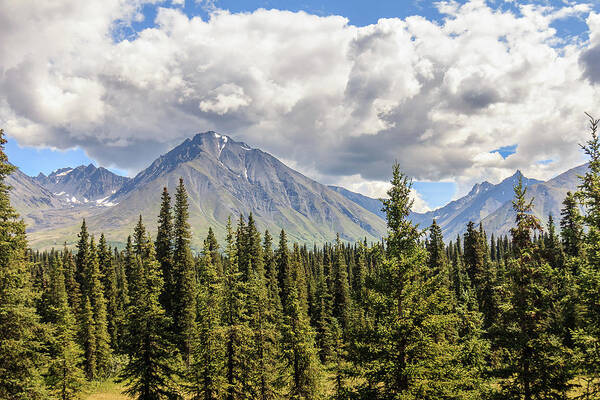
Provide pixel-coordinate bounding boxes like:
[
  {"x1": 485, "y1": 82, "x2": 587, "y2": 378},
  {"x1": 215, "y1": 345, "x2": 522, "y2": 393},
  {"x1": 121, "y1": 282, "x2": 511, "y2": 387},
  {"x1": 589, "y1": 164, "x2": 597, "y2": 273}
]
[
  {"x1": 172, "y1": 178, "x2": 197, "y2": 367},
  {"x1": 281, "y1": 283, "x2": 322, "y2": 400},
  {"x1": 206, "y1": 226, "x2": 223, "y2": 276},
  {"x1": 543, "y1": 214, "x2": 564, "y2": 269},
  {"x1": 0, "y1": 129, "x2": 47, "y2": 399},
  {"x1": 247, "y1": 235, "x2": 283, "y2": 400},
  {"x1": 560, "y1": 191, "x2": 584, "y2": 260},
  {"x1": 120, "y1": 221, "x2": 181, "y2": 399},
  {"x1": 114, "y1": 247, "x2": 129, "y2": 353},
  {"x1": 246, "y1": 213, "x2": 264, "y2": 279},
  {"x1": 46, "y1": 253, "x2": 85, "y2": 400},
  {"x1": 87, "y1": 237, "x2": 112, "y2": 378},
  {"x1": 263, "y1": 230, "x2": 283, "y2": 318},
  {"x1": 427, "y1": 219, "x2": 448, "y2": 277},
  {"x1": 75, "y1": 220, "x2": 91, "y2": 301},
  {"x1": 223, "y1": 216, "x2": 252, "y2": 400},
  {"x1": 332, "y1": 235, "x2": 351, "y2": 333},
  {"x1": 98, "y1": 233, "x2": 119, "y2": 349},
  {"x1": 276, "y1": 229, "x2": 291, "y2": 309},
  {"x1": 156, "y1": 187, "x2": 175, "y2": 318},
  {"x1": 350, "y1": 163, "x2": 486, "y2": 399},
  {"x1": 573, "y1": 114, "x2": 600, "y2": 397},
  {"x1": 352, "y1": 241, "x2": 367, "y2": 304},
  {"x1": 62, "y1": 246, "x2": 81, "y2": 317},
  {"x1": 187, "y1": 237, "x2": 226, "y2": 400},
  {"x1": 464, "y1": 221, "x2": 485, "y2": 296},
  {"x1": 494, "y1": 177, "x2": 573, "y2": 399}
]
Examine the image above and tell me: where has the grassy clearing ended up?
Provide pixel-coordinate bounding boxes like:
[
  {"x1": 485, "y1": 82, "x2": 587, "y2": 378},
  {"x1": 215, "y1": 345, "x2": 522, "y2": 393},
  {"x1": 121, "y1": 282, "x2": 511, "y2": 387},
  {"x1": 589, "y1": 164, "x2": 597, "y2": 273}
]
[{"x1": 84, "y1": 379, "x2": 130, "y2": 400}]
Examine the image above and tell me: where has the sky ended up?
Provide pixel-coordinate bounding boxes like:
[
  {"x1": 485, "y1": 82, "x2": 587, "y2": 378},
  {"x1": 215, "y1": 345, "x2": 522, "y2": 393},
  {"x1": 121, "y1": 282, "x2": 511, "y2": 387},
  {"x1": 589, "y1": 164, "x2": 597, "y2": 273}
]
[{"x1": 1, "y1": 0, "x2": 600, "y2": 212}]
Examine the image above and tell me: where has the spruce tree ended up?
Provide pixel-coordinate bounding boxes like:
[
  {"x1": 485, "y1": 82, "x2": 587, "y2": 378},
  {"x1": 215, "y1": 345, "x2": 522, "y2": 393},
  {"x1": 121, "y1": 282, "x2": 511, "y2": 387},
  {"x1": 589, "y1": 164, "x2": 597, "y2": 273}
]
[
  {"x1": 81, "y1": 296, "x2": 97, "y2": 380},
  {"x1": 263, "y1": 230, "x2": 283, "y2": 319},
  {"x1": 119, "y1": 221, "x2": 180, "y2": 399},
  {"x1": 560, "y1": 191, "x2": 584, "y2": 260},
  {"x1": 543, "y1": 214, "x2": 564, "y2": 269},
  {"x1": 276, "y1": 229, "x2": 291, "y2": 309},
  {"x1": 350, "y1": 163, "x2": 486, "y2": 399},
  {"x1": 156, "y1": 187, "x2": 175, "y2": 317},
  {"x1": 75, "y1": 220, "x2": 91, "y2": 301},
  {"x1": 206, "y1": 226, "x2": 223, "y2": 276},
  {"x1": 247, "y1": 235, "x2": 283, "y2": 400},
  {"x1": 573, "y1": 114, "x2": 600, "y2": 397},
  {"x1": 281, "y1": 284, "x2": 322, "y2": 399},
  {"x1": 87, "y1": 237, "x2": 112, "y2": 378},
  {"x1": 352, "y1": 242, "x2": 367, "y2": 304},
  {"x1": 222, "y1": 217, "x2": 252, "y2": 400},
  {"x1": 494, "y1": 177, "x2": 573, "y2": 399},
  {"x1": 187, "y1": 237, "x2": 226, "y2": 399},
  {"x1": 46, "y1": 254, "x2": 85, "y2": 400},
  {"x1": 114, "y1": 247, "x2": 129, "y2": 354},
  {"x1": 427, "y1": 219, "x2": 448, "y2": 277},
  {"x1": 98, "y1": 233, "x2": 119, "y2": 349},
  {"x1": 0, "y1": 129, "x2": 47, "y2": 399},
  {"x1": 246, "y1": 213, "x2": 264, "y2": 280},
  {"x1": 464, "y1": 221, "x2": 485, "y2": 297},
  {"x1": 173, "y1": 178, "x2": 197, "y2": 367},
  {"x1": 62, "y1": 246, "x2": 82, "y2": 317},
  {"x1": 578, "y1": 113, "x2": 600, "y2": 266},
  {"x1": 332, "y1": 235, "x2": 351, "y2": 333}
]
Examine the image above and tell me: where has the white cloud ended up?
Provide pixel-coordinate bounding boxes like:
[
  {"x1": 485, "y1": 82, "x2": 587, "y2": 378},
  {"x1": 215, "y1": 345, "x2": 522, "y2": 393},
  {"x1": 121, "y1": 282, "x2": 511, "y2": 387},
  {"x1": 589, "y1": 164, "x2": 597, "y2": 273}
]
[
  {"x1": 0, "y1": 0, "x2": 599, "y2": 199},
  {"x1": 199, "y1": 83, "x2": 252, "y2": 115}
]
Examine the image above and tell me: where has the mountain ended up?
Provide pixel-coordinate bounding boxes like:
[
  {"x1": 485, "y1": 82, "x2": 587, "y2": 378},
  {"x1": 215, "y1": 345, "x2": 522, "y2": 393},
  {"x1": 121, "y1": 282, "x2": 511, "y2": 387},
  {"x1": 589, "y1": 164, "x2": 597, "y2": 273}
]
[
  {"x1": 24, "y1": 132, "x2": 387, "y2": 248},
  {"x1": 34, "y1": 164, "x2": 130, "y2": 204},
  {"x1": 4, "y1": 167, "x2": 92, "y2": 232},
  {"x1": 328, "y1": 185, "x2": 386, "y2": 219},
  {"x1": 407, "y1": 171, "x2": 542, "y2": 240},
  {"x1": 481, "y1": 164, "x2": 588, "y2": 236},
  {"x1": 7, "y1": 167, "x2": 64, "y2": 213}
]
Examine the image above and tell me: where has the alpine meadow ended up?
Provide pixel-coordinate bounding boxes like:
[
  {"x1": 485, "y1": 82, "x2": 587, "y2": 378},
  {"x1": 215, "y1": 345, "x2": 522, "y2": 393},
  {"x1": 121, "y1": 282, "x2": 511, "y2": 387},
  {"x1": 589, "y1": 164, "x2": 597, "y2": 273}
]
[{"x1": 3, "y1": 1, "x2": 600, "y2": 400}]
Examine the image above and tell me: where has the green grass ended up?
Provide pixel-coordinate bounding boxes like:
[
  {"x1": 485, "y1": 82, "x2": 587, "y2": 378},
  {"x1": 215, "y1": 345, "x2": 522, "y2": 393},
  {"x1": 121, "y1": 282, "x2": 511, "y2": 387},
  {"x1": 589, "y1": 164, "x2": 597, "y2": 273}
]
[
  {"x1": 83, "y1": 375, "x2": 600, "y2": 399},
  {"x1": 84, "y1": 379, "x2": 130, "y2": 400}
]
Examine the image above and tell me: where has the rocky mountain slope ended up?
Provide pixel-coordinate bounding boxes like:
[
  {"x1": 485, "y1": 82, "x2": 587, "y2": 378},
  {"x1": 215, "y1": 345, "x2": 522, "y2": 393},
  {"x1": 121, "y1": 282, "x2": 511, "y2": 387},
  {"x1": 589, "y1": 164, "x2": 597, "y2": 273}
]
[
  {"x1": 407, "y1": 171, "x2": 542, "y2": 240},
  {"x1": 22, "y1": 132, "x2": 387, "y2": 248},
  {"x1": 10, "y1": 129, "x2": 589, "y2": 248},
  {"x1": 337, "y1": 166, "x2": 587, "y2": 241},
  {"x1": 34, "y1": 164, "x2": 130, "y2": 204},
  {"x1": 481, "y1": 164, "x2": 587, "y2": 236},
  {"x1": 328, "y1": 185, "x2": 386, "y2": 219},
  {"x1": 7, "y1": 167, "x2": 64, "y2": 213}
]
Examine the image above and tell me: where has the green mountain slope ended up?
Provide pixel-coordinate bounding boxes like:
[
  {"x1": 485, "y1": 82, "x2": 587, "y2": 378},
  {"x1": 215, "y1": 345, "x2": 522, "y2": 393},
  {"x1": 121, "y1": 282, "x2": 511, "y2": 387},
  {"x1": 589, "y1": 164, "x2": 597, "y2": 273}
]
[{"x1": 24, "y1": 132, "x2": 386, "y2": 249}]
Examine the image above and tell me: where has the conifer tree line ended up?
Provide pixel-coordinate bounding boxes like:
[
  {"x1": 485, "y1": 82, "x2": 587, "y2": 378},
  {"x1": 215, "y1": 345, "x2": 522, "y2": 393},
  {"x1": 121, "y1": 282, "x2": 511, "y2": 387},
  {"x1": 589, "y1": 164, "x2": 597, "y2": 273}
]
[{"x1": 2, "y1": 115, "x2": 600, "y2": 399}]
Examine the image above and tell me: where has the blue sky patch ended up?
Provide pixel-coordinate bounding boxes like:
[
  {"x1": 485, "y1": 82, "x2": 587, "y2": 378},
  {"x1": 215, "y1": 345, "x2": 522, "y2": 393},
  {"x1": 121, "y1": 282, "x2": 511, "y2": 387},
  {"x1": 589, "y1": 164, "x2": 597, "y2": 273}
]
[
  {"x1": 491, "y1": 144, "x2": 517, "y2": 159},
  {"x1": 5, "y1": 138, "x2": 127, "y2": 177},
  {"x1": 413, "y1": 181, "x2": 457, "y2": 210}
]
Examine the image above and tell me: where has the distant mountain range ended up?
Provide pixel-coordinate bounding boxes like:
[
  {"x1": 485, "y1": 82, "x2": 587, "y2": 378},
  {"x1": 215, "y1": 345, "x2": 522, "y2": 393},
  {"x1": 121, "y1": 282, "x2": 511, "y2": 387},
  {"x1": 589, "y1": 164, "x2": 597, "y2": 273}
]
[
  {"x1": 408, "y1": 171, "x2": 544, "y2": 240},
  {"x1": 335, "y1": 166, "x2": 587, "y2": 241},
  {"x1": 34, "y1": 164, "x2": 130, "y2": 204},
  {"x1": 480, "y1": 164, "x2": 587, "y2": 238},
  {"x1": 9, "y1": 132, "x2": 386, "y2": 248},
  {"x1": 6, "y1": 130, "x2": 589, "y2": 248}
]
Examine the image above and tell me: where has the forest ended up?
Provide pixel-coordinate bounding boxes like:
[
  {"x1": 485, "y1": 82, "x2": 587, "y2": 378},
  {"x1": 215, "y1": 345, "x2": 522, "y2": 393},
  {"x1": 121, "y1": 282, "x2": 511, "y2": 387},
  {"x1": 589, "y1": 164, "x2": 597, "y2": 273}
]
[{"x1": 2, "y1": 116, "x2": 600, "y2": 400}]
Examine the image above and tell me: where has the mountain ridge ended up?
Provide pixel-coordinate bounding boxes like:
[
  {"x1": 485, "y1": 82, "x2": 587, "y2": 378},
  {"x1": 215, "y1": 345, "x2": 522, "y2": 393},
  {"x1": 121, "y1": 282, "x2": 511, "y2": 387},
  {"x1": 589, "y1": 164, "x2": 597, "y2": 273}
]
[
  {"x1": 9, "y1": 130, "x2": 590, "y2": 248},
  {"x1": 34, "y1": 164, "x2": 130, "y2": 204},
  {"x1": 21, "y1": 131, "x2": 387, "y2": 248}
]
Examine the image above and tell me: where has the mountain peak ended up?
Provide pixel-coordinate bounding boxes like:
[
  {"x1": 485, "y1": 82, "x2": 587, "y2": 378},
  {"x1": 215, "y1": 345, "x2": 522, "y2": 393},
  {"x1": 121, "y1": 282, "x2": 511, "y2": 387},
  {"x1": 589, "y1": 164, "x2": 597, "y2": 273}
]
[
  {"x1": 34, "y1": 163, "x2": 130, "y2": 202},
  {"x1": 500, "y1": 169, "x2": 541, "y2": 186},
  {"x1": 467, "y1": 180, "x2": 493, "y2": 196}
]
